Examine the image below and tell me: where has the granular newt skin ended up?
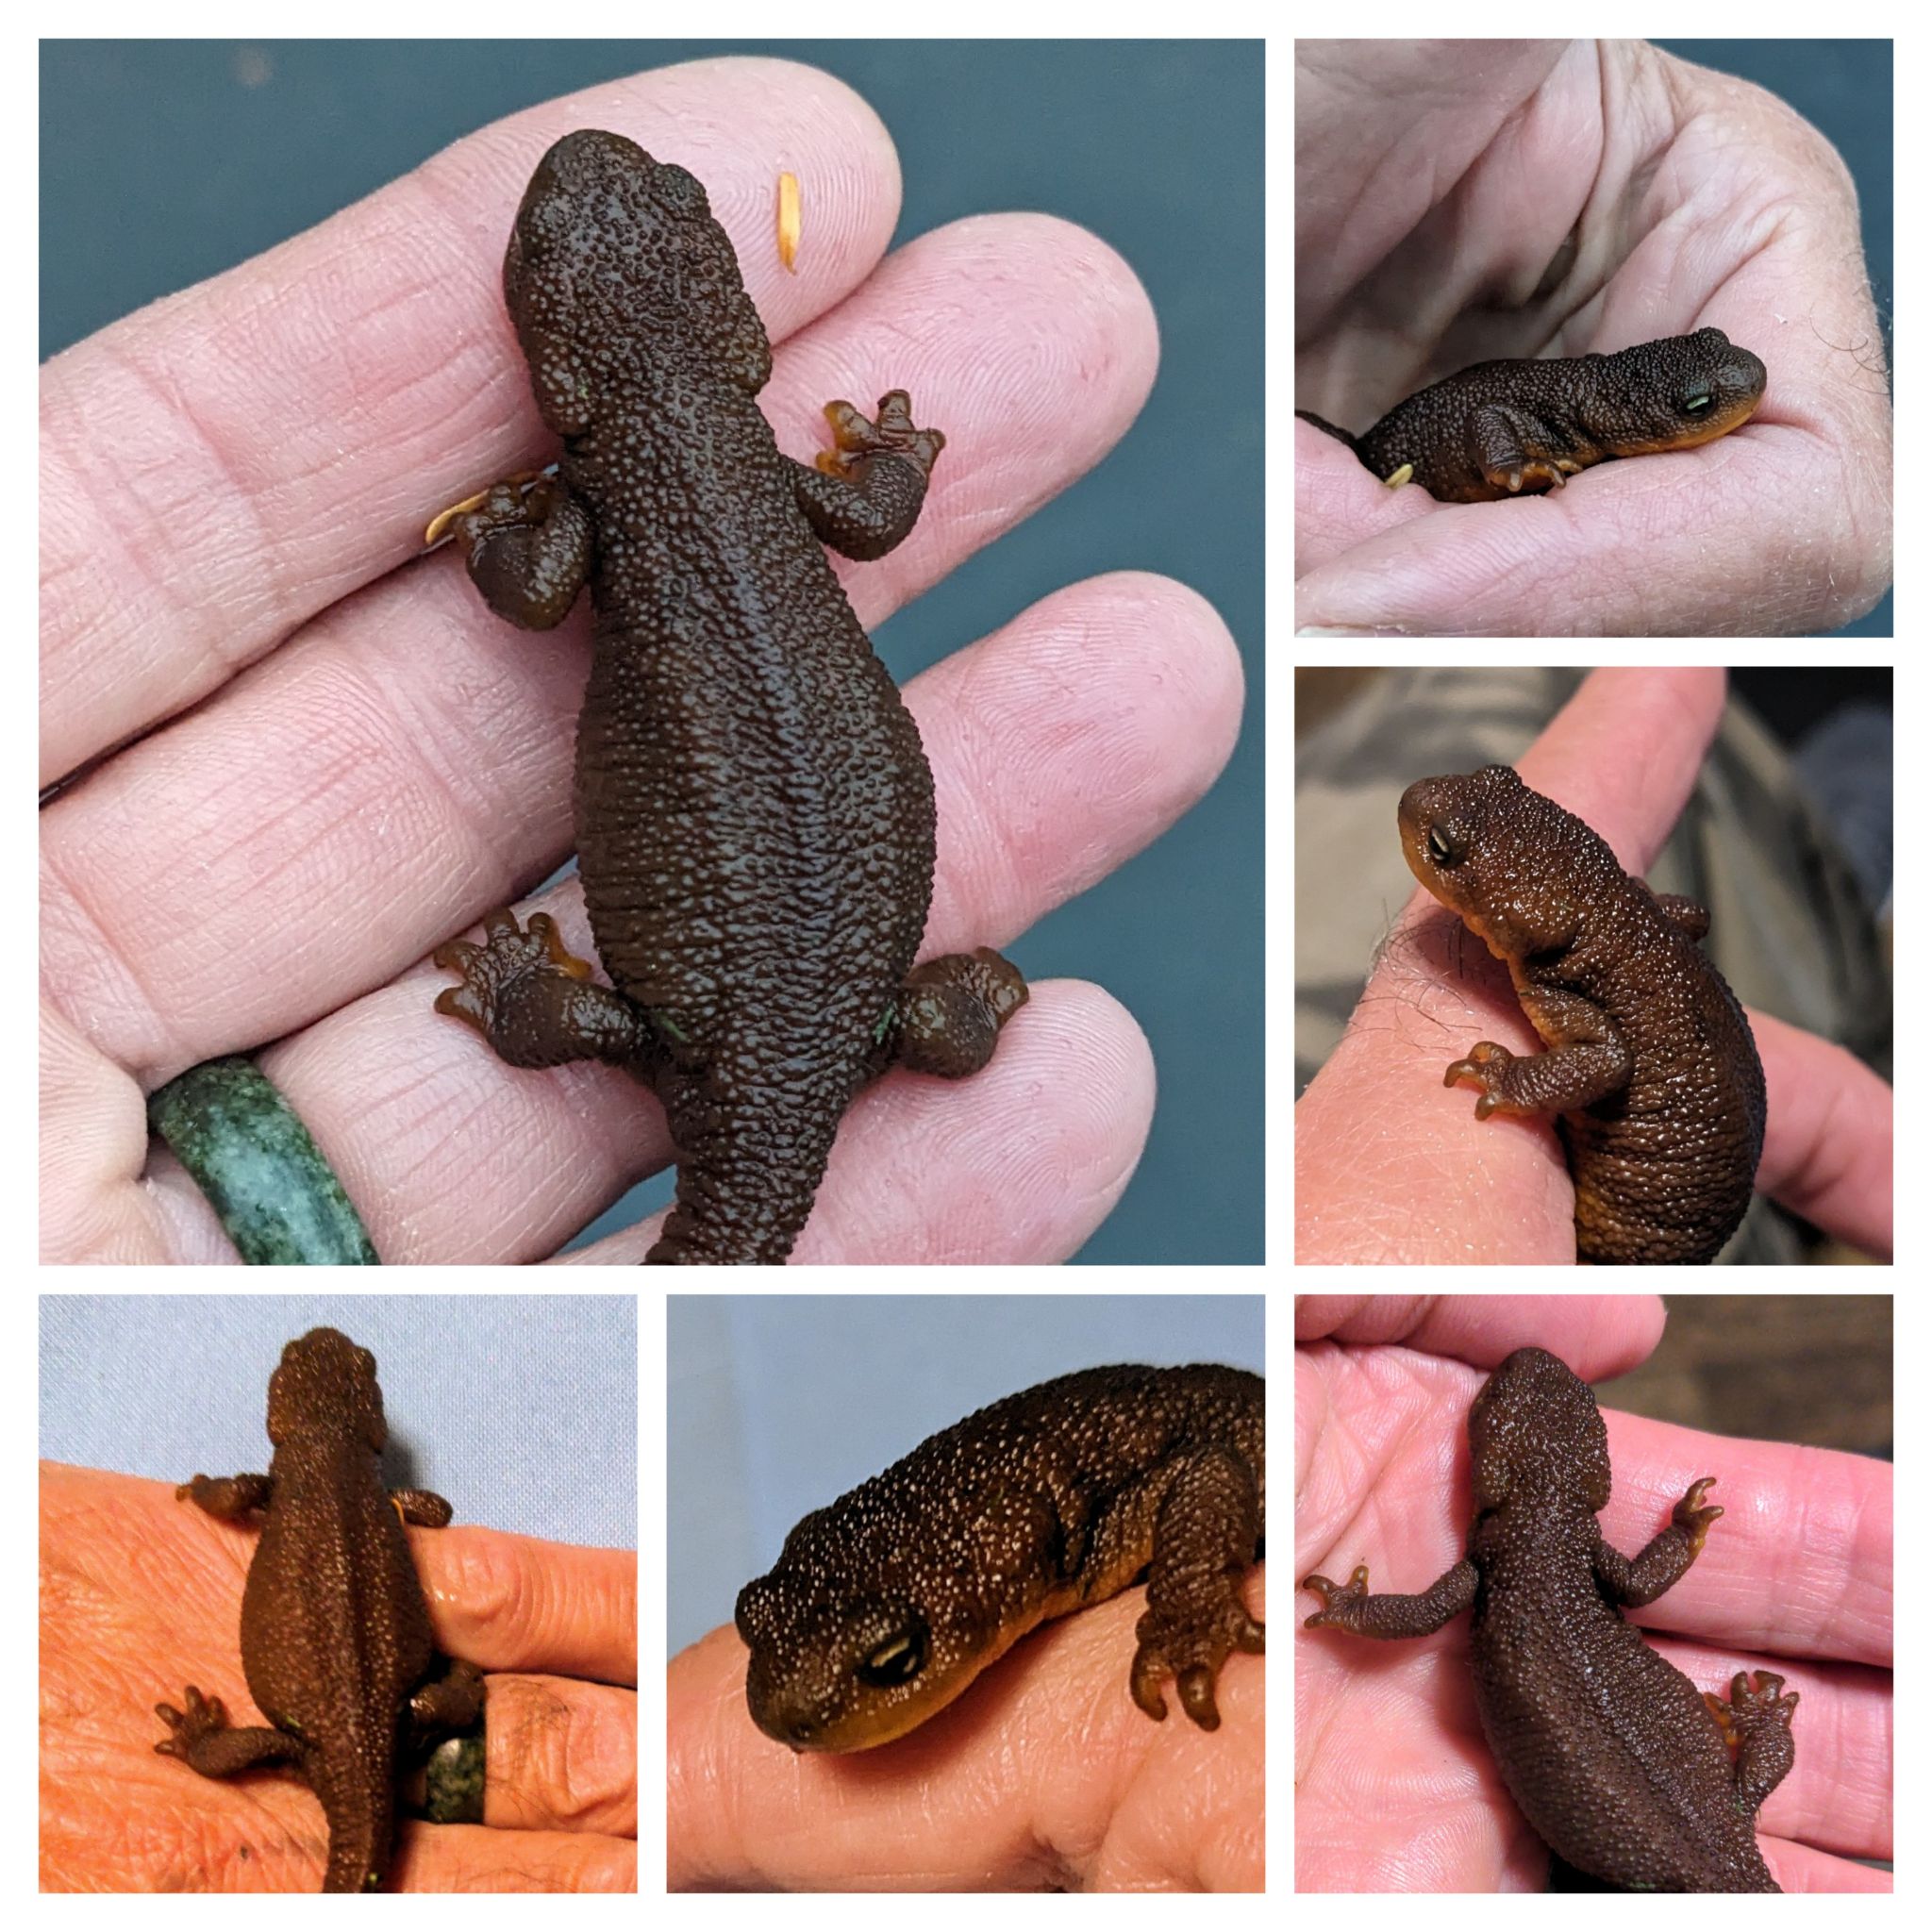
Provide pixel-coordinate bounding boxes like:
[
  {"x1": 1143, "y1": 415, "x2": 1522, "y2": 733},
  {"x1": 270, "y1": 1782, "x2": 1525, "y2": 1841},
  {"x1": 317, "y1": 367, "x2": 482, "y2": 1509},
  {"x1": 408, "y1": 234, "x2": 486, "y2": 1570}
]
[
  {"x1": 434, "y1": 129, "x2": 1026, "y2": 1264},
  {"x1": 734, "y1": 1364, "x2": 1265, "y2": 1751},
  {"x1": 154, "y1": 1329, "x2": 483, "y2": 1892},
  {"x1": 1398, "y1": 765, "x2": 1765, "y2": 1265},
  {"x1": 1302, "y1": 1346, "x2": 1797, "y2": 1891},
  {"x1": 1297, "y1": 328, "x2": 1767, "y2": 503}
]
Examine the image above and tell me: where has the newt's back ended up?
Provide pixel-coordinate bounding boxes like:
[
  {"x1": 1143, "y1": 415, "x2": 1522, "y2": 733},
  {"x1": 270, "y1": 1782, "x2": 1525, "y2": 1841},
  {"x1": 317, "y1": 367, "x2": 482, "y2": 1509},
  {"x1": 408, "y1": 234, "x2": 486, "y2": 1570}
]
[
  {"x1": 1462, "y1": 1349, "x2": 1782, "y2": 1890},
  {"x1": 441, "y1": 130, "x2": 1026, "y2": 1262},
  {"x1": 1398, "y1": 764, "x2": 1765, "y2": 1263}
]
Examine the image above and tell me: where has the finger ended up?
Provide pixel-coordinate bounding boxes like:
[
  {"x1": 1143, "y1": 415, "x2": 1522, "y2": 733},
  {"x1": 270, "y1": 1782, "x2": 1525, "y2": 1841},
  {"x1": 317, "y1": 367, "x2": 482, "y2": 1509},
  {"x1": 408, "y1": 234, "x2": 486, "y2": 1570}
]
[{"x1": 1751, "y1": 1011, "x2": 1891, "y2": 1258}]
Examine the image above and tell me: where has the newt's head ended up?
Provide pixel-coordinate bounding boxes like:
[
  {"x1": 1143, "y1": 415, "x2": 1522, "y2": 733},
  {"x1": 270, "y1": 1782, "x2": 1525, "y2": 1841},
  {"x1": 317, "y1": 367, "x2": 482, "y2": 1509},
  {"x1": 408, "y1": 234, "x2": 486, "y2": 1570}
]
[
  {"x1": 266, "y1": 1326, "x2": 386, "y2": 1453},
  {"x1": 735, "y1": 1474, "x2": 1037, "y2": 1752},
  {"x1": 1398, "y1": 764, "x2": 1602, "y2": 965},
  {"x1": 1591, "y1": 326, "x2": 1768, "y2": 454},
  {"x1": 502, "y1": 128, "x2": 771, "y2": 438},
  {"x1": 736, "y1": 1490, "x2": 983, "y2": 1752},
  {"x1": 1468, "y1": 1345, "x2": 1611, "y2": 1512}
]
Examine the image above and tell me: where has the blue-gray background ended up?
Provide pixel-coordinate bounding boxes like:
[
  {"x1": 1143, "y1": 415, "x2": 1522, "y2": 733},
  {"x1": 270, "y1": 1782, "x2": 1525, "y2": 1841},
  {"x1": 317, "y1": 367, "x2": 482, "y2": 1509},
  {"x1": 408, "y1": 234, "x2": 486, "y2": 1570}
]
[
  {"x1": 40, "y1": 40, "x2": 1263, "y2": 1265},
  {"x1": 40, "y1": 1294, "x2": 638, "y2": 1548},
  {"x1": 1649, "y1": 40, "x2": 1891, "y2": 637},
  {"x1": 666, "y1": 1291, "x2": 1265, "y2": 1654}
]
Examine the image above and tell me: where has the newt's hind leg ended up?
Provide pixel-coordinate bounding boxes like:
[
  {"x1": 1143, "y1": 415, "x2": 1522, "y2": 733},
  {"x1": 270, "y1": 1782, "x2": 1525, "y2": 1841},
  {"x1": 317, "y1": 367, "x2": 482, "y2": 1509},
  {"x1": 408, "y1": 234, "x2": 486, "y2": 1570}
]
[
  {"x1": 155, "y1": 1684, "x2": 306, "y2": 1779},
  {"x1": 1706, "y1": 1670, "x2": 1799, "y2": 1817},
  {"x1": 877, "y1": 946, "x2": 1027, "y2": 1078},
  {"x1": 434, "y1": 909, "x2": 665, "y2": 1079}
]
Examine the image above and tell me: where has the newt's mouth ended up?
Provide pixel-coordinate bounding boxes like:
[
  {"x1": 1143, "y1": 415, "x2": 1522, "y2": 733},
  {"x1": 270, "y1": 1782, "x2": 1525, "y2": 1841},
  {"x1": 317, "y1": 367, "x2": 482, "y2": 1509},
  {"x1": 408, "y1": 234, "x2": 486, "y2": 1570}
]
[{"x1": 1635, "y1": 386, "x2": 1766, "y2": 456}]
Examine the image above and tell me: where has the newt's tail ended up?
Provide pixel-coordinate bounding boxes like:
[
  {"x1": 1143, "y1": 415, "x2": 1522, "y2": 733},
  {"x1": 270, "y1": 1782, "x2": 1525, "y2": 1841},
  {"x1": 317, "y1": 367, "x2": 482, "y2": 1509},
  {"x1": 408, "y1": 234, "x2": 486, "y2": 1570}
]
[
  {"x1": 644, "y1": 1089, "x2": 841, "y2": 1265},
  {"x1": 1295, "y1": 408, "x2": 1358, "y2": 451}
]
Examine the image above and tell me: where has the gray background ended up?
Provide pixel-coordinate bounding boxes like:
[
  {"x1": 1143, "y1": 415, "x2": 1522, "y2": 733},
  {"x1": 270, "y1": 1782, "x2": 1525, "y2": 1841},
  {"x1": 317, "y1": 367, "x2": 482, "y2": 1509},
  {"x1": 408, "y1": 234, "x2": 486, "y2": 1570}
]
[
  {"x1": 666, "y1": 1291, "x2": 1265, "y2": 1654},
  {"x1": 40, "y1": 40, "x2": 1264, "y2": 1265},
  {"x1": 40, "y1": 1293, "x2": 638, "y2": 1547}
]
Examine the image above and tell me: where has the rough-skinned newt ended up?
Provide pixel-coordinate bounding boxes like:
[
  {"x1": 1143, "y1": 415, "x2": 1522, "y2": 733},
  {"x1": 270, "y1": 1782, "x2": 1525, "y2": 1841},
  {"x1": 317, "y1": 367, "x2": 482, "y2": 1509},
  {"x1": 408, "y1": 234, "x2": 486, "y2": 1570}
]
[
  {"x1": 433, "y1": 129, "x2": 1027, "y2": 1263},
  {"x1": 734, "y1": 1364, "x2": 1265, "y2": 1750},
  {"x1": 1398, "y1": 765, "x2": 1765, "y2": 1265},
  {"x1": 1298, "y1": 328, "x2": 1767, "y2": 503},
  {"x1": 155, "y1": 1328, "x2": 484, "y2": 1892},
  {"x1": 1302, "y1": 1345, "x2": 1797, "y2": 1891}
]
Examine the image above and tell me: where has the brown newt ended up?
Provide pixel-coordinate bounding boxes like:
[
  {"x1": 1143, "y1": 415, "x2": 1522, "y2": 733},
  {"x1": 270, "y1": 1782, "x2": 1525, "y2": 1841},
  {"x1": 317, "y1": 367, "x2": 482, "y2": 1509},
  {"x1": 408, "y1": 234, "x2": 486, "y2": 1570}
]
[
  {"x1": 1398, "y1": 765, "x2": 1765, "y2": 1264},
  {"x1": 433, "y1": 129, "x2": 1027, "y2": 1263},
  {"x1": 154, "y1": 1329, "x2": 484, "y2": 1891},
  {"x1": 1302, "y1": 1345, "x2": 1797, "y2": 1891},
  {"x1": 734, "y1": 1364, "x2": 1264, "y2": 1750},
  {"x1": 1297, "y1": 328, "x2": 1766, "y2": 503}
]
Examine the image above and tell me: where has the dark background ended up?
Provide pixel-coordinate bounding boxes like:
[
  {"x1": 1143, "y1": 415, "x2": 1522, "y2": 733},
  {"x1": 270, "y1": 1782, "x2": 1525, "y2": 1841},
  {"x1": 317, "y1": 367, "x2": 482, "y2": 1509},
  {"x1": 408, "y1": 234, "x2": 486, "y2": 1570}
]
[{"x1": 41, "y1": 41, "x2": 1263, "y2": 1264}]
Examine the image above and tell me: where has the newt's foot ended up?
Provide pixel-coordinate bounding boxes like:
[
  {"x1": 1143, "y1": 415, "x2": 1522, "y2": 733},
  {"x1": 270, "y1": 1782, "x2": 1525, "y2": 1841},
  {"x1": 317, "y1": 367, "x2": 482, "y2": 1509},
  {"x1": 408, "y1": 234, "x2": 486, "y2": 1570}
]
[
  {"x1": 434, "y1": 909, "x2": 593, "y2": 1038},
  {"x1": 154, "y1": 1684, "x2": 231, "y2": 1761},
  {"x1": 410, "y1": 1657, "x2": 487, "y2": 1740},
  {"x1": 1488, "y1": 457, "x2": 1582, "y2": 495},
  {"x1": 1299, "y1": 1564, "x2": 1371, "y2": 1629},
  {"x1": 1673, "y1": 1475, "x2": 1725, "y2": 1555},
  {"x1": 816, "y1": 389, "x2": 946, "y2": 483},
  {"x1": 423, "y1": 466, "x2": 557, "y2": 550},
  {"x1": 1705, "y1": 1669, "x2": 1799, "y2": 1744},
  {"x1": 435, "y1": 909, "x2": 664, "y2": 1075},
  {"x1": 1443, "y1": 1040, "x2": 1520, "y2": 1119},
  {"x1": 1131, "y1": 1588, "x2": 1265, "y2": 1730},
  {"x1": 891, "y1": 947, "x2": 1028, "y2": 1078}
]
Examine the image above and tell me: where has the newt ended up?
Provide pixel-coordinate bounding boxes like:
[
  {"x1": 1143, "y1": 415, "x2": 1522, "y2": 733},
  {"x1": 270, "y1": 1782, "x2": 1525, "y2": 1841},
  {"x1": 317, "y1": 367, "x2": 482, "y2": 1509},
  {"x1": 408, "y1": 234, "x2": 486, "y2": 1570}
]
[
  {"x1": 1301, "y1": 1345, "x2": 1797, "y2": 1891},
  {"x1": 154, "y1": 1327, "x2": 484, "y2": 1891},
  {"x1": 432, "y1": 129, "x2": 1027, "y2": 1263},
  {"x1": 1297, "y1": 328, "x2": 1766, "y2": 503},
  {"x1": 1398, "y1": 764, "x2": 1765, "y2": 1264},
  {"x1": 734, "y1": 1364, "x2": 1265, "y2": 1750}
]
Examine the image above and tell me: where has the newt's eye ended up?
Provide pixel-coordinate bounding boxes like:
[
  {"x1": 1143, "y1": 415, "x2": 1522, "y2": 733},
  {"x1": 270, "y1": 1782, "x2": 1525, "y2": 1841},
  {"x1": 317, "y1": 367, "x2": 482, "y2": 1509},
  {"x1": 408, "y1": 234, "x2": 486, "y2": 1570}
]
[
  {"x1": 1683, "y1": 388, "x2": 1715, "y2": 415},
  {"x1": 859, "y1": 1628, "x2": 927, "y2": 1688}
]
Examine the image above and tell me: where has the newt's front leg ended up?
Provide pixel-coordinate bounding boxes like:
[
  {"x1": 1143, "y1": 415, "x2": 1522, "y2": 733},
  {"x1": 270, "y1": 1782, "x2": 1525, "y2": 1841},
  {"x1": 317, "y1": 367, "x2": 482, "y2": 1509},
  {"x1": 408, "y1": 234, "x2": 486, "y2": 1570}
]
[
  {"x1": 789, "y1": 390, "x2": 946, "y2": 561},
  {"x1": 1129, "y1": 1445, "x2": 1265, "y2": 1730},
  {"x1": 447, "y1": 473, "x2": 594, "y2": 630},
  {"x1": 1299, "y1": 1557, "x2": 1478, "y2": 1638},
  {"x1": 1444, "y1": 989, "x2": 1634, "y2": 1119},
  {"x1": 1464, "y1": 403, "x2": 1589, "y2": 496},
  {"x1": 1591, "y1": 1475, "x2": 1724, "y2": 1606}
]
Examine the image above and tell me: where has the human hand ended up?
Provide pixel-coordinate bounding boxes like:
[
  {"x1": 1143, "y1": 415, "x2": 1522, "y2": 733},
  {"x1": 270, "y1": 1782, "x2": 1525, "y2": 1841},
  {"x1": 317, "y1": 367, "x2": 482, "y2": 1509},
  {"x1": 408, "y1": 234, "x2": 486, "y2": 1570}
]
[
  {"x1": 40, "y1": 61, "x2": 1238, "y2": 1262},
  {"x1": 1294, "y1": 1302, "x2": 1891, "y2": 1892},
  {"x1": 1294, "y1": 666, "x2": 1893, "y2": 1262},
  {"x1": 667, "y1": 1576, "x2": 1263, "y2": 1890},
  {"x1": 38, "y1": 1462, "x2": 637, "y2": 1891},
  {"x1": 1294, "y1": 40, "x2": 1890, "y2": 635}
]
